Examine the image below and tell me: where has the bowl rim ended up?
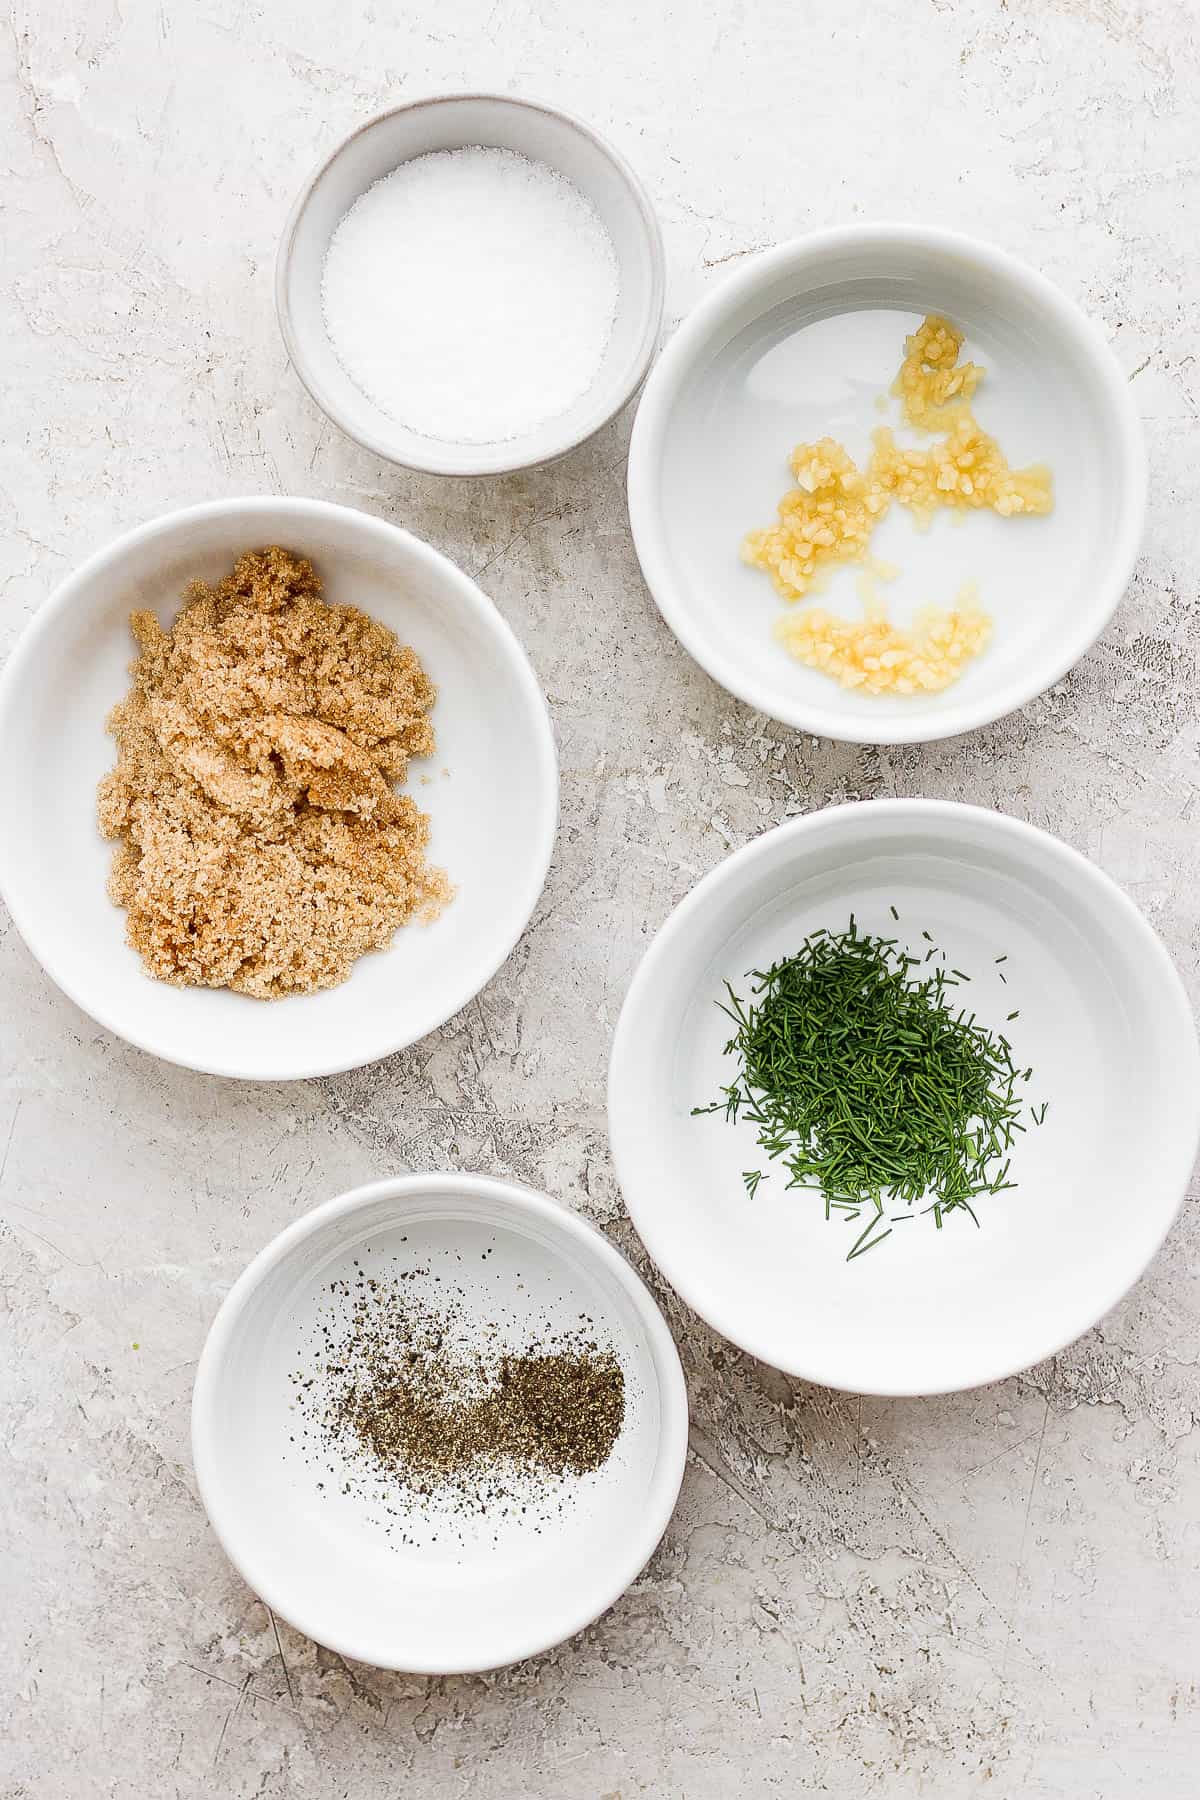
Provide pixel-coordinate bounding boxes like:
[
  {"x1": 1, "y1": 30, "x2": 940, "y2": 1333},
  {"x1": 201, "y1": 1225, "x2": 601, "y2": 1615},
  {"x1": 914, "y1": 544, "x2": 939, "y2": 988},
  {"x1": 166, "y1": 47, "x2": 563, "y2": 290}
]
[
  {"x1": 607, "y1": 798, "x2": 1200, "y2": 1396},
  {"x1": 626, "y1": 221, "x2": 1149, "y2": 745},
  {"x1": 276, "y1": 91, "x2": 666, "y2": 477},
  {"x1": 0, "y1": 495, "x2": 559, "y2": 1081},
  {"x1": 190, "y1": 1171, "x2": 690, "y2": 1672}
]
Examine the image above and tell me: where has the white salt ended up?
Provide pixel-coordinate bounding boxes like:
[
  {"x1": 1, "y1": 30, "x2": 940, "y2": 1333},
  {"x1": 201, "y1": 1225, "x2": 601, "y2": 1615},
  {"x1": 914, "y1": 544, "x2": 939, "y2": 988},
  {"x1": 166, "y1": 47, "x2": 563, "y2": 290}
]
[{"x1": 321, "y1": 146, "x2": 621, "y2": 445}]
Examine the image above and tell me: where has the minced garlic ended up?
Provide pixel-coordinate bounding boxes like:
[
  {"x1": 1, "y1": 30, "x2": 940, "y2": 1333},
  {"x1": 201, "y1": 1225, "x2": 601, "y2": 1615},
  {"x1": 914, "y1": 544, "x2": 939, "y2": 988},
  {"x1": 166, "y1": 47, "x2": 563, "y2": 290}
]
[
  {"x1": 774, "y1": 582, "x2": 991, "y2": 695},
  {"x1": 743, "y1": 315, "x2": 1052, "y2": 597},
  {"x1": 892, "y1": 313, "x2": 984, "y2": 431},
  {"x1": 740, "y1": 438, "x2": 888, "y2": 604},
  {"x1": 870, "y1": 415, "x2": 1053, "y2": 527},
  {"x1": 741, "y1": 311, "x2": 1053, "y2": 695}
]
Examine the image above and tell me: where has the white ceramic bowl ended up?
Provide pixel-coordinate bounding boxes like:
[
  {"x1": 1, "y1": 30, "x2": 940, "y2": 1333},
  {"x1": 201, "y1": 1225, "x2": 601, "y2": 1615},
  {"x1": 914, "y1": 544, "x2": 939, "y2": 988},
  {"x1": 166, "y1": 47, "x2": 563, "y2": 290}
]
[
  {"x1": 192, "y1": 1173, "x2": 689, "y2": 1672},
  {"x1": 0, "y1": 497, "x2": 557, "y2": 1080},
  {"x1": 628, "y1": 225, "x2": 1146, "y2": 744},
  {"x1": 608, "y1": 801, "x2": 1199, "y2": 1396},
  {"x1": 277, "y1": 94, "x2": 665, "y2": 476}
]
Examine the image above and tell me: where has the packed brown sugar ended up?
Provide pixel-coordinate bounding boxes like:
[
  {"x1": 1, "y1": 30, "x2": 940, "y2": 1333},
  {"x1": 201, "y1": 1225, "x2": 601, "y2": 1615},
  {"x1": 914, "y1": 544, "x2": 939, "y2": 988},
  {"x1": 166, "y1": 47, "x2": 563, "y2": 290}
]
[{"x1": 97, "y1": 546, "x2": 451, "y2": 998}]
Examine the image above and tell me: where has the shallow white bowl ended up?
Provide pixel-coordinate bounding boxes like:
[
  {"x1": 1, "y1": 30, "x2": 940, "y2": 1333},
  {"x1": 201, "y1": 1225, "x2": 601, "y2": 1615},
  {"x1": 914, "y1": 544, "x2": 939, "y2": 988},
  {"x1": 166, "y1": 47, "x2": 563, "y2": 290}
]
[
  {"x1": 608, "y1": 801, "x2": 1199, "y2": 1395},
  {"x1": 0, "y1": 498, "x2": 557, "y2": 1080},
  {"x1": 192, "y1": 1173, "x2": 689, "y2": 1672},
  {"x1": 277, "y1": 94, "x2": 665, "y2": 476},
  {"x1": 628, "y1": 225, "x2": 1146, "y2": 744}
]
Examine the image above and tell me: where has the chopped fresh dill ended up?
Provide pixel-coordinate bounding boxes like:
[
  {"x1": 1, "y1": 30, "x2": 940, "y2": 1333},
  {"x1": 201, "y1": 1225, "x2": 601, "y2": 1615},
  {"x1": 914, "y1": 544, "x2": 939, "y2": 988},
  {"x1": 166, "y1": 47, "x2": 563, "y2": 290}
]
[
  {"x1": 847, "y1": 1225, "x2": 892, "y2": 1260},
  {"x1": 696, "y1": 921, "x2": 1040, "y2": 1263},
  {"x1": 889, "y1": 904, "x2": 900, "y2": 921}
]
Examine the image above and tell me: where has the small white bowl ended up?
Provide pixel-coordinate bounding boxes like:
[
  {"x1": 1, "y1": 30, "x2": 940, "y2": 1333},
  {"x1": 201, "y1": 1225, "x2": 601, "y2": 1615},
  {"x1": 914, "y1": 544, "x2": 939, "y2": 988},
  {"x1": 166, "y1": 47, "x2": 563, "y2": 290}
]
[
  {"x1": 0, "y1": 497, "x2": 557, "y2": 1080},
  {"x1": 191, "y1": 1173, "x2": 689, "y2": 1673},
  {"x1": 608, "y1": 801, "x2": 1199, "y2": 1396},
  {"x1": 277, "y1": 94, "x2": 665, "y2": 476},
  {"x1": 628, "y1": 225, "x2": 1146, "y2": 743}
]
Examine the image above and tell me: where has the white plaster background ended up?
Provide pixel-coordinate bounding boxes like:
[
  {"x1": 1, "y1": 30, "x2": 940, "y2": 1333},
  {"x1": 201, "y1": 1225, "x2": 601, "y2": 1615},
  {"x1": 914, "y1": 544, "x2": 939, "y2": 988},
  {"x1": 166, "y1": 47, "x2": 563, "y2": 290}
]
[{"x1": 2, "y1": 1, "x2": 1199, "y2": 1794}]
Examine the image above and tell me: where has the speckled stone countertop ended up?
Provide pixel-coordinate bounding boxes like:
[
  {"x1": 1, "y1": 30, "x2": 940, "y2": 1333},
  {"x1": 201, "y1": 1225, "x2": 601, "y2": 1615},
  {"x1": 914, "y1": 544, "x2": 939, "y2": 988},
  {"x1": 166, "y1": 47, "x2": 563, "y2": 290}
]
[{"x1": 3, "y1": 2, "x2": 1199, "y2": 1795}]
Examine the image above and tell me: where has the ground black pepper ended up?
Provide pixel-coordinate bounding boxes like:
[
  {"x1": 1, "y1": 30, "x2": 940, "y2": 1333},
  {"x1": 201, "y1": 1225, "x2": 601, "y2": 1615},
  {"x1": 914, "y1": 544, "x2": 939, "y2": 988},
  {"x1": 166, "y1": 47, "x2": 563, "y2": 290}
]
[{"x1": 288, "y1": 1247, "x2": 627, "y2": 1536}]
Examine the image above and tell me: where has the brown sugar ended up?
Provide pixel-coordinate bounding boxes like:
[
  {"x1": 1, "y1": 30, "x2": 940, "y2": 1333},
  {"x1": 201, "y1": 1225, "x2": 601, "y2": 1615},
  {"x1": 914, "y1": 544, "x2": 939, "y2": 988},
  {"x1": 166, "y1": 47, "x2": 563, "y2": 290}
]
[{"x1": 97, "y1": 546, "x2": 452, "y2": 998}]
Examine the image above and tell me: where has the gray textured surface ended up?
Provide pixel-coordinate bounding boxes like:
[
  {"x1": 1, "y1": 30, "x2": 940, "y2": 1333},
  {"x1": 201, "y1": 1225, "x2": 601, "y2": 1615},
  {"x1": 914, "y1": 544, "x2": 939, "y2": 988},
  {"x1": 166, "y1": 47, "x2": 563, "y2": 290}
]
[{"x1": 3, "y1": 1, "x2": 1199, "y2": 1794}]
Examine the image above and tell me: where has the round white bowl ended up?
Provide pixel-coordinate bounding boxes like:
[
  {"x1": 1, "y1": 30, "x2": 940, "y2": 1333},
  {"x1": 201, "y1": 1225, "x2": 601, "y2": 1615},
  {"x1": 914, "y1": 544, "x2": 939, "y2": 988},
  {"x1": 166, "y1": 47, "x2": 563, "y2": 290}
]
[
  {"x1": 628, "y1": 225, "x2": 1146, "y2": 744},
  {"x1": 277, "y1": 94, "x2": 665, "y2": 476},
  {"x1": 0, "y1": 497, "x2": 557, "y2": 1080},
  {"x1": 192, "y1": 1173, "x2": 689, "y2": 1672},
  {"x1": 608, "y1": 801, "x2": 1199, "y2": 1396}
]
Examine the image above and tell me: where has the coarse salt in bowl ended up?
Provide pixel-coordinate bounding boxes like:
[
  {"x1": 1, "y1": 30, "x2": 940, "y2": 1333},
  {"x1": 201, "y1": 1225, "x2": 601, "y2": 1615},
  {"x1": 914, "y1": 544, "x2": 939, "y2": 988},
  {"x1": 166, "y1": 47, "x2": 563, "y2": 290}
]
[
  {"x1": 277, "y1": 95, "x2": 665, "y2": 477},
  {"x1": 322, "y1": 146, "x2": 621, "y2": 447}
]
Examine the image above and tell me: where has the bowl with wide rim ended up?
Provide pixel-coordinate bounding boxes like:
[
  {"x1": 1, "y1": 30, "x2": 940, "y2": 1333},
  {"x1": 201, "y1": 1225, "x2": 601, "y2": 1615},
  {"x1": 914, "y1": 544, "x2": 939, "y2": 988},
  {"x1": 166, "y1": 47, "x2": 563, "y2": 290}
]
[
  {"x1": 191, "y1": 1172, "x2": 690, "y2": 1672},
  {"x1": 607, "y1": 800, "x2": 1199, "y2": 1395},
  {"x1": 0, "y1": 496, "x2": 558, "y2": 1081},
  {"x1": 627, "y1": 223, "x2": 1146, "y2": 744},
  {"x1": 277, "y1": 93, "x2": 665, "y2": 477}
]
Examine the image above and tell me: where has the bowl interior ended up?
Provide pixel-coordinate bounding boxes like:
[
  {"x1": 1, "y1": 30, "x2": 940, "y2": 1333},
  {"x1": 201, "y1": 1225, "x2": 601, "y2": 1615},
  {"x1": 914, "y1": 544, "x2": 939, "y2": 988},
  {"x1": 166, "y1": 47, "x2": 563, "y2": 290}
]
[
  {"x1": 633, "y1": 233, "x2": 1141, "y2": 740},
  {"x1": 0, "y1": 501, "x2": 556, "y2": 1078},
  {"x1": 609, "y1": 806, "x2": 1198, "y2": 1394},
  {"x1": 194, "y1": 1182, "x2": 680, "y2": 1671},
  {"x1": 281, "y1": 97, "x2": 662, "y2": 473}
]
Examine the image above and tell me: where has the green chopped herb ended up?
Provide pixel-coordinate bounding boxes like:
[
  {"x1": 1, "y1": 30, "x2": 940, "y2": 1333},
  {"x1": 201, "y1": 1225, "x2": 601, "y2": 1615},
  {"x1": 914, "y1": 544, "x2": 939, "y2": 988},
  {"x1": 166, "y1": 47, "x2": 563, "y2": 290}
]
[
  {"x1": 847, "y1": 1224, "x2": 892, "y2": 1260},
  {"x1": 697, "y1": 921, "x2": 1040, "y2": 1261}
]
